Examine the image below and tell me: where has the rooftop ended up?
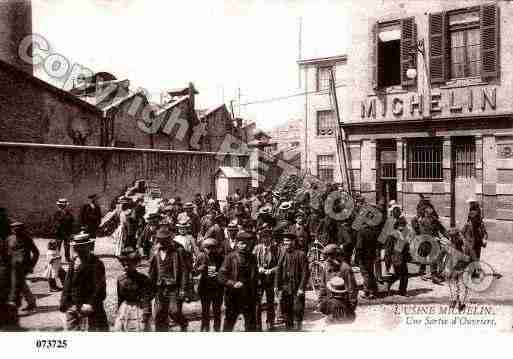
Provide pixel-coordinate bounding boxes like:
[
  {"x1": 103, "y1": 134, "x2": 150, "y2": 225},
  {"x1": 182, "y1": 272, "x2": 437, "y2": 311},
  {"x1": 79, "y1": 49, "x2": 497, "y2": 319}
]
[{"x1": 297, "y1": 54, "x2": 347, "y2": 66}]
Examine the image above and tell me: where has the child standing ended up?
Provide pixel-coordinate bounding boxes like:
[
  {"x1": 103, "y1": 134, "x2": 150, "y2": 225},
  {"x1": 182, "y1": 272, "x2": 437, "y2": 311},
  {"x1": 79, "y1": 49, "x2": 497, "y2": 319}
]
[{"x1": 44, "y1": 239, "x2": 66, "y2": 293}]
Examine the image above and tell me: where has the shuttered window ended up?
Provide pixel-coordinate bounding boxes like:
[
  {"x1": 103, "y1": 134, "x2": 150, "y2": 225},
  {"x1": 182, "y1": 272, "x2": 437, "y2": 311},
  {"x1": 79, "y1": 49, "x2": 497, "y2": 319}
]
[
  {"x1": 317, "y1": 66, "x2": 333, "y2": 91},
  {"x1": 429, "y1": 3, "x2": 499, "y2": 84}
]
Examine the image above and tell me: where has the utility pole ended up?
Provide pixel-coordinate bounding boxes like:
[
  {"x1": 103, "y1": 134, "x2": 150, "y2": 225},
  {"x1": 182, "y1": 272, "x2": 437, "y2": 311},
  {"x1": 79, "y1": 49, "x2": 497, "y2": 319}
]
[
  {"x1": 298, "y1": 17, "x2": 302, "y2": 89},
  {"x1": 238, "y1": 87, "x2": 241, "y2": 117},
  {"x1": 329, "y1": 69, "x2": 351, "y2": 194}
]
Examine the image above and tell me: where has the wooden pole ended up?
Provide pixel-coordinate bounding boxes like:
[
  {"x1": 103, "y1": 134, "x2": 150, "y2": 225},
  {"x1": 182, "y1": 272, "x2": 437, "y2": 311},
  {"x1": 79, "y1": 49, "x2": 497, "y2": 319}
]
[{"x1": 329, "y1": 69, "x2": 352, "y2": 194}]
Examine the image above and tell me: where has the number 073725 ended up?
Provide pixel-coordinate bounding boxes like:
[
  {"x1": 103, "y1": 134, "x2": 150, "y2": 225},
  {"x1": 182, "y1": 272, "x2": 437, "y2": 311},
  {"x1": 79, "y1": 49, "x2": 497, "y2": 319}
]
[{"x1": 35, "y1": 339, "x2": 68, "y2": 349}]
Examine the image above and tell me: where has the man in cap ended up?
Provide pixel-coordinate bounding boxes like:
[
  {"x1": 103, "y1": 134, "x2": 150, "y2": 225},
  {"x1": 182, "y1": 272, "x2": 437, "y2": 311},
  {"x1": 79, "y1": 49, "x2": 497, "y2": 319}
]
[
  {"x1": 320, "y1": 276, "x2": 357, "y2": 324},
  {"x1": 287, "y1": 212, "x2": 311, "y2": 253},
  {"x1": 193, "y1": 193, "x2": 206, "y2": 218},
  {"x1": 383, "y1": 217, "x2": 412, "y2": 297},
  {"x1": 0, "y1": 214, "x2": 19, "y2": 330},
  {"x1": 53, "y1": 198, "x2": 74, "y2": 263},
  {"x1": 174, "y1": 215, "x2": 196, "y2": 300},
  {"x1": 253, "y1": 225, "x2": 279, "y2": 331},
  {"x1": 462, "y1": 210, "x2": 488, "y2": 261},
  {"x1": 275, "y1": 232, "x2": 309, "y2": 331},
  {"x1": 60, "y1": 231, "x2": 108, "y2": 331},
  {"x1": 80, "y1": 194, "x2": 102, "y2": 252},
  {"x1": 256, "y1": 204, "x2": 275, "y2": 229},
  {"x1": 222, "y1": 220, "x2": 239, "y2": 255},
  {"x1": 182, "y1": 202, "x2": 200, "y2": 239},
  {"x1": 8, "y1": 221, "x2": 39, "y2": 313},
  {"x1": 195, "y1": 237, "x2": 224, "y2": 331},
  {"x1": 149, "y1": 227, "x2": 189, "y2": 331},
  {"x1": 203, "y1": 213, "x2": 226, "y2": 248},
  {"x1": 218, "y1": 231, "x2": 258, "y2": 331},
  {"x1": 136, "y1": 213, "x2": 161, "y2": 258}
]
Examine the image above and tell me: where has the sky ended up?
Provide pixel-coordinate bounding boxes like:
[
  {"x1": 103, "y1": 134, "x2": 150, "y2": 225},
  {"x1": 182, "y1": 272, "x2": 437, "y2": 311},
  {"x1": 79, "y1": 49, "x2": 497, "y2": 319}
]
[{"x1": 31, "y1": 0, "x2": 358, "y2": 130}]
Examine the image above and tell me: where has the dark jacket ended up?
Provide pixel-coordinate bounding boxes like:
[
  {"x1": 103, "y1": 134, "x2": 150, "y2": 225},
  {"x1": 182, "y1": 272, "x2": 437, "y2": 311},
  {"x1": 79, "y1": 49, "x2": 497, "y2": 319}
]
[
  {"x1": 80, "y1": 204, "x2": 102, "y2": 235},
  {"x1": 60, "y1": 255, "x2": 107, "y2": 312},
  {"x1": 218, "y1": 251, "x2": 258, "y2": 300},
  {"x1": 0, "y1": 241, "x2": 17, "y2": 304},
  {"x1": 355, "y1": 225, "x2": 379, "y2": 261},
  {"x1": 8, "y1": 231, "x2": 39, "y2": 275},
  {"x1": 53, "y1": 210, "x2": 74, "y2": 239},
  {"x1": 148, "y1": 246, "x2": 188, "y2": 295},
  {"x1": 253, "y1": 243, "x2": 279, "y2": 286},
  {"x1": 287, "y1": 224, "x2": 311, "y2": 252},
  {"x1": 275, "y1": 249, "x2": 309, "y2": 295},
  {"x1": 204, "y1": 224, "x2": 225, "y2": 246},
  {"x1": 194, "y1": 251, "x2": 224, "y2": 295},
  {"x1": 116, "y1": 271, "x2": 153, "y2": 315}
]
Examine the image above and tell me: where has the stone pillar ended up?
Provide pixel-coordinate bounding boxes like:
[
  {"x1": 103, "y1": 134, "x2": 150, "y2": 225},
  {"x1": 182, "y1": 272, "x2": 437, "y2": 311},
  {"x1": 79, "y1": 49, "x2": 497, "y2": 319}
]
[
  {"x1": 396, "y1": 138, "x2": 404, "y2": 208},
  {"x1": 475, "y1": 135, "x2": 483, "y2": 203},
  {"x1": 360, "y1": 139, "x2": 376, "y2": 203},
  {"x1": 441, "y1": 137, "x2": 452, "y2": 222},
  {"x1": 482, "y1": 135, "x2": 497, "y2": 219}
]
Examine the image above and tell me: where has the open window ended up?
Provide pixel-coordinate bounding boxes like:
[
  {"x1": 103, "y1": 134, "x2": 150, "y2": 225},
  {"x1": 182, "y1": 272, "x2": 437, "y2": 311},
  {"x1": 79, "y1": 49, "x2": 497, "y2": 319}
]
[{"x1": 371, "y1": 17, "x2": 417, "y2": 90}]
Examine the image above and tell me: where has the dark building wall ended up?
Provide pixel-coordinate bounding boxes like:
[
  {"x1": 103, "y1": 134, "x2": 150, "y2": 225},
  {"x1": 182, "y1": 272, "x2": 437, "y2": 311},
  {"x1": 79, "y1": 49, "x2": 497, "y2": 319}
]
[
  {"x1": 0, "y1": 0, "x2": 33, "y2": 75},
  {"x1": 0, "y1": 143, "x2": 246, "y2": 229},
  {"x1": 0, "y1": 61, "x2": 103, "y2": 145}
]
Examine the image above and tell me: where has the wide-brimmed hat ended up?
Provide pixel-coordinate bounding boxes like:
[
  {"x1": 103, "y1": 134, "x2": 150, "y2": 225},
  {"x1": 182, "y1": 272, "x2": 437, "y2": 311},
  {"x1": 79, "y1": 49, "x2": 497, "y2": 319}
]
[
  {"x1": 176, "y1": 214, "x2": 191, "y2": 227},
  {"x1": 118, "y1": 196, "x2": 130, "y2": 205},
  {"x1": 388, "y1": 200, "x2": 397, "y2": 207},
  {"x1": 183, "y1": 202, "x2": 194, "y2": 209},
  {"x1": 10, "y1": 221, "x2": 24, "y2": 229},
  {"x1": 327, "y1": 276, "x2": 347, "y2": 295},
  {"x1": 322, "y1": 244, "x2": 339, "y2": 255},
  {"x1": 118, "y1": 246, "x2": 141, "y2": 263},
  {"x1": 56, "y1": 198, "x2": 69, "y2": 206},
  {"x1": 279, "y1": 201, "x2": 292, "y2": 210},
  {"x1": 202, "y1": 237, "x2": 218, "y2": 249},
  {"x1": 88, "y1": 194, "x2": 99, "y2": 200},
  {"x1": 71, "y1": 231, "x2": 94, "y2": 247}
]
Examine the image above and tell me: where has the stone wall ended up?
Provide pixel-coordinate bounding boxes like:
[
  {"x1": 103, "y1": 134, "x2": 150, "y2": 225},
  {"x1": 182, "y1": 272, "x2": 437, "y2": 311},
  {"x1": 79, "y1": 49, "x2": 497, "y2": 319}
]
[{"x1": 0, "y1": 142, "x2": 246, "y2": 230}]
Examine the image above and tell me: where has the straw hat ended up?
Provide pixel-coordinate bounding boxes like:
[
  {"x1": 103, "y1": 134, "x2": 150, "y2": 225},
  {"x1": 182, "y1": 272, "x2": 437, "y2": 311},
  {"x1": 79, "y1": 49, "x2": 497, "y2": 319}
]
[{"x1": 71, "y1": 231, "x2": 94, "y2": 247}]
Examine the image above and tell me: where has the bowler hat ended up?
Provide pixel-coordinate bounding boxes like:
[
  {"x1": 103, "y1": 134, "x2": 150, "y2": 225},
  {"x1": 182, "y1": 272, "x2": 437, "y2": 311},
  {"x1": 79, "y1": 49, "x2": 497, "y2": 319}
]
[
  {"x1": 202, "y1": 237, "x2": 218, "y2": 249},
  {"x1": 327, "y1": 276, "x2": 347, "y2": 295},
  {"x1": 156, "y1": 227, "x2": 173, "y2": 241},
  {"x1": 118, "y1": 246, "x2": 140, "y2": 263},
  {"x1": 71, "y1": 231, "x2": 94, "y2": 247},
  {"x1": 322, "y1": 244, "x2": 339, "y2": 255},
  {"x1": 281, "y1": 232, "x2": 297, "y2": 240},
  {"x1": 88, "y1": 194, "x2": 99, "y2": 200}
]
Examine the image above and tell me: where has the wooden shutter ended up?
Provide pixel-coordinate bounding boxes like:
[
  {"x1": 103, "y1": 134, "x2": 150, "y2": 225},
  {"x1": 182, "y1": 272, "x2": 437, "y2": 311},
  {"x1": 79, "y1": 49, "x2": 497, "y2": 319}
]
[
  {"x1": 429, "y1": 12, "x2": 447, "y2": 84},
  {"x1": 401, "y1": 17, "x2": 417, "y2": 87},
  {"x1": 480, "y1": 3, "x2": 499, "y2": 80},
  {"x1": 371, "y1": 22, "x2": 379, "y2": 90}
]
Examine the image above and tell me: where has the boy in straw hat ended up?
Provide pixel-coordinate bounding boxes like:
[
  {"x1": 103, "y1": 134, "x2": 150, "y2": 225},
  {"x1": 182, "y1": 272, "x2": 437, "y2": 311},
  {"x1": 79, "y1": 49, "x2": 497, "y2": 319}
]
[
  {"x1": 60, "y1": 231, "x2": 108, "y2": 331},
  {"x1": 114, "y1": 247, "x2": 153, "y2": 331}
]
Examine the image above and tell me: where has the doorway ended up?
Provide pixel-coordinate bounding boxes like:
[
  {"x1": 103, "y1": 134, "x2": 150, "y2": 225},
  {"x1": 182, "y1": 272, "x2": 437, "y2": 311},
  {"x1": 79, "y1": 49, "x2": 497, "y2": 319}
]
[
  {"x1": 451, "y1": 137, "x2": 476, "y2": 227},
  {"x1": 376, "y1": 139, "x2": 397, "y2": 204}
]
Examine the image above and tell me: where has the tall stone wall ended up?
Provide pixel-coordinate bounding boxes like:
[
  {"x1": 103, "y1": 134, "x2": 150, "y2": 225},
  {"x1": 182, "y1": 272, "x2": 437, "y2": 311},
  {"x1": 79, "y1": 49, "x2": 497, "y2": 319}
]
[{"x1": 0, "y1": 142, "x2": 246, "y2": 230}]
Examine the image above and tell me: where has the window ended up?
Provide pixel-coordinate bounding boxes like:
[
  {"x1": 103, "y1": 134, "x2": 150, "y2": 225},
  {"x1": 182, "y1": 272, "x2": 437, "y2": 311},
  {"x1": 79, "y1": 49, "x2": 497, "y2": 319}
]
[
  {"x1": 407, "y1": 139, "x2": 443, "y2": 181},
  {"x1": 449, "y1": 11, "x2": 481, "y2": 79},
  {"x1": 453, "y1": 138, "x2": 475, "y2": 178},
  {"x1": 316, "y1": 110, "x2": 335, "y2": 136},
  {"x1": 317, "y1": 66, "x2": 333, "y2": 91},
  {"x1": 372, "y1": 17, "x2": 416, "y2": 89},
  {"x1": 429, "y1": 4, "x2": 499, "y2": 84},
  {"x1": 377, "y1": 22, "x2": 401, "y2": 87},
  {"x1": 317, "y1": 155, "x2": 335, "y2": 182}
]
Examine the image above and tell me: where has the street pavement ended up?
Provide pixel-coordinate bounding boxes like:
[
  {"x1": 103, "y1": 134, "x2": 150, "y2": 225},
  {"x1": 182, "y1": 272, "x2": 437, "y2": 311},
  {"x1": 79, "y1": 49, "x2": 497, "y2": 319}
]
[{"x1": 17, "y1": 236, "x2": 513, "y2": 332}]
